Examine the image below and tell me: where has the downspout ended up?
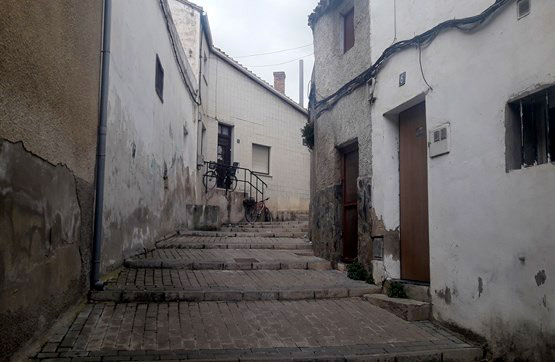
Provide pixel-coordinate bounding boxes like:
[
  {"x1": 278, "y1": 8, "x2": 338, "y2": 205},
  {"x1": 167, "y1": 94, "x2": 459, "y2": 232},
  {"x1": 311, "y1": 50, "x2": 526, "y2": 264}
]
[{"x1": 91, "y1": 0, "x2": 112, "y2": 291}]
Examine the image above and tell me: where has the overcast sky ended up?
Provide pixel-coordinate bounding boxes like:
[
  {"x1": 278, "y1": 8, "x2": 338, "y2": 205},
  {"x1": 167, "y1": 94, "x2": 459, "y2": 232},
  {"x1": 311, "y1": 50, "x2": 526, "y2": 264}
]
[{"x1": 192, "y1": 0, "x2": 320, "y2": 108}]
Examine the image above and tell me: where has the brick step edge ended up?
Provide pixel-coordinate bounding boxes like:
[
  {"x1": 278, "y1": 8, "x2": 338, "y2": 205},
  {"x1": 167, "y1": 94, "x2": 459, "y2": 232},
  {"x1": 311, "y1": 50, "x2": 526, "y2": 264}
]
[
  {"x1": 124, "y1": 259, "x2": 331, "y2": 271},
  {"x1": 156, "y1": 243, "x2": 312, "y2": 250},
  {"x1": 90, "y1": 286, "x2": 380, "y2": 302},
  {"x1": 180, "y1": 231, "x2": 307, "y2": 238},
  {"x1": 34, "y1": 346, "x2": 483, "y2": 362},
  {"x1": 362, "y1": 294, "x2": 432, "y2": 321}
]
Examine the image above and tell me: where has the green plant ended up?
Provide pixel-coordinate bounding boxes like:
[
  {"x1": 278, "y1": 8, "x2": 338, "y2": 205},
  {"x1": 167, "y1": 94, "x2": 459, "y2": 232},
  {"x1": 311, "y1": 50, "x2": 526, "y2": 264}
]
[
  {"x1": 365, "y1": 274, "x2": 375, "y2": 285},
  {"x1": 301, "y1": 121, "x2": 314, "y2": 150},
  {"x1": 387, "y1": 281, "x2": 408, "y2": 298},
  {"x1": 347, "y1": 261, "x2": 368, "y2": 281}
]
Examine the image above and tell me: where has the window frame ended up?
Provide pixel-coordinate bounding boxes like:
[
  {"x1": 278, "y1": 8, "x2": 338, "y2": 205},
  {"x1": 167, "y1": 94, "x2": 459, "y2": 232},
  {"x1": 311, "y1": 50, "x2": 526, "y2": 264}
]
[
  {"x1": 506, "y1": 85, "x2": 554, "y2": 171},
  {"x1": 155, "y1": 54, "x2": 164, "y2": 103},
  {"x1": 251, "y1": 143, "x2": 271, "y2": 176},
  {"x1": 343, "y1": 7, "x2": 355, "y2": 54}
]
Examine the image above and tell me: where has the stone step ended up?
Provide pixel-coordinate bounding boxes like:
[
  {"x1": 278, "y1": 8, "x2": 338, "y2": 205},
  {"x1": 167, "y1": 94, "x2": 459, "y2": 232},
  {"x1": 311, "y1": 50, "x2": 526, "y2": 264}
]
[
  {"x1": 90, "y1": 269, "x2": 380, "y2": 302},
  {"x1": 157, "y1": 236, "x2": 312, "y2": 250},
  {"x1": 221, "y1": 227, "x2": 308, "y2": 233},
  {"x1": 384, "y1": 279, "x2": 431, "y2": 302},
  {"x1": 227, "y1": 223, "x2": 308, "y2": 229},
  {"x1": 180, "y1": 230, "x2": 307, "y2": 238},
  {"x1": 363, "y1": 294, "x2": 432, "y2": 321},
  {"x1": 124, "y1": 249, "x2": 328, "y2": 271},
  {"x1": 235, "y1": 221, "x2": 308, "y2": 226}
]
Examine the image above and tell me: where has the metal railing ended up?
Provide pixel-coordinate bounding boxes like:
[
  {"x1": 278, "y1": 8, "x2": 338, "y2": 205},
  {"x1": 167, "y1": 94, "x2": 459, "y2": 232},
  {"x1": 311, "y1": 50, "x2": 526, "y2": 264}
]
[{"x1": 202, "y1": 161, "x2": 267, "y2": 202}]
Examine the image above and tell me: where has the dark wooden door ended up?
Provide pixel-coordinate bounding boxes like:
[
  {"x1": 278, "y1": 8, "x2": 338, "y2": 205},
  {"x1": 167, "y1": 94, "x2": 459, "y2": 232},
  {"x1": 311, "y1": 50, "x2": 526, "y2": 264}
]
[
  {"x1": 342, "y1": 148, "x2": 359, "y2": 261},
  {"x1": 217, "y1": 124, "x2": 232, "y2": 188},
  {"x1": 399, "y1": 102, "x2": 430, "y2": 282}
]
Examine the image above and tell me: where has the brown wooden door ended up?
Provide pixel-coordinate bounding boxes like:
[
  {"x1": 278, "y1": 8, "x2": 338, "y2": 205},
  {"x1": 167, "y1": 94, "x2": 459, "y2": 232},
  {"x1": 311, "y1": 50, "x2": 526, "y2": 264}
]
[
  {"x1": 399, "y1": 102, "x2": 430, "y2": 282},
  {"x1": 217, "y1": 124, "x2": 232, "y2": 188},
  {"x1": 342, "y1": 148, "x2": 359, "y2": 261}
]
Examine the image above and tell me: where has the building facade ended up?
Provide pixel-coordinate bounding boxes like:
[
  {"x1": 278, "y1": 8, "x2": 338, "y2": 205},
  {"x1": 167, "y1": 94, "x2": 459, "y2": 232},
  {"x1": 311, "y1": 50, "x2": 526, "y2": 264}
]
[
  {"x1": 309, "y1": 0, "x2": 555, "y2": 359},
  {"x1": 170, "y1": 0, "x2": 311, "y2": 222},
  {"x1": 0, "y1": 1, "x2": 103, "y2": 359}
]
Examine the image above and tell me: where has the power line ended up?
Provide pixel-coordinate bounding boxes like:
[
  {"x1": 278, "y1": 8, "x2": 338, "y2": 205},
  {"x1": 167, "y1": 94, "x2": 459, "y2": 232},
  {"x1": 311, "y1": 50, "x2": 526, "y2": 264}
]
[
  {"x1": 245, "y1": 53, "x2": 314, "y2": 68},
  {"x1": 235, "y1": 43, "x2": 313, "y2": 58}
]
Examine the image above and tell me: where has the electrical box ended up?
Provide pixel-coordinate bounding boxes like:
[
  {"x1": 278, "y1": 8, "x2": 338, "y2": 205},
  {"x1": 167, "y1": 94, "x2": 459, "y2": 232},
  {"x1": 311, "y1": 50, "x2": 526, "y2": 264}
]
[{"x1": 429, "y1": 124, "x2": 450, "y2": 158}]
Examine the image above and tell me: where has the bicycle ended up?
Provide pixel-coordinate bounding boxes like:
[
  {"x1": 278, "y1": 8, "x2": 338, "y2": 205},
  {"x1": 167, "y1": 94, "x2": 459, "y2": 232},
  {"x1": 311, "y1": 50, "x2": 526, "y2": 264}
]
[
  {"x1": 203, "y1": 162, "x2": 238, "y2": 192},
  {"x1": 244, "y1": 197, "x2": 272, "y2": 223}
]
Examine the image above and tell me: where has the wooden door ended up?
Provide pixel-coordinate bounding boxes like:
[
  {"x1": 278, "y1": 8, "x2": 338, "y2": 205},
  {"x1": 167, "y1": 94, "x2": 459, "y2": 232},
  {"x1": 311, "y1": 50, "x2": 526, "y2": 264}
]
[
  {"x1": 217, "y1": 124, "x2": 232, "y2": 188},
  {"x1": 399, "y1": 102, "x2": 430, "y2": 282},
  {"x1": 342, "y1": 148, "x2": 359, "y2": 261}
]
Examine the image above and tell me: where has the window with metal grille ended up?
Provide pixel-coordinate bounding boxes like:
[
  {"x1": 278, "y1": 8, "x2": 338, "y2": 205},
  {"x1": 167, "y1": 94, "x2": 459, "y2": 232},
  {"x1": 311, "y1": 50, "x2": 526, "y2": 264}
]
[
  {"x1": 155, "y1": 55, "x2": 164, "y2": 102},
  {"x1": 252, "y1": 144, "x2": 270, "y2": 175},
  {"x1": 343, "y1": 8, "x2": 355, "y2": 53},
  {"x1": 506, "y1": 86, "x2": 555, "y2": 170}
]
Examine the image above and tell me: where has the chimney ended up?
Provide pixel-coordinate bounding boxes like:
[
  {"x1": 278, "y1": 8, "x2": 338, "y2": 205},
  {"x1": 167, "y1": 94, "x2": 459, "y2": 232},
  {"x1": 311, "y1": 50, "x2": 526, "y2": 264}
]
[{"x1": 273, "y1": 71, "x2": 286, "y2": 94}]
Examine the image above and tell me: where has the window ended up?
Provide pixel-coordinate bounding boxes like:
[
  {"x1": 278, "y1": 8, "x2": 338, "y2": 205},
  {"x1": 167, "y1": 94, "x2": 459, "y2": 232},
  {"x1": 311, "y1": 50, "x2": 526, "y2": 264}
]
[
  {"x1": 506, "y1": 86, "x2": 555, "y2": 170},
  {"x1": 343, "y1": 8, "x2": 355, "y2": 53},
  {"x1": 155, "y1": 55, "x2": 164, "y2": 102},
  {"x1": 517, "y1": 0, "x2": 531, "y2": 19},
  {"x1": 252, "y1": 144, "x2": 270, "y2": 175}
]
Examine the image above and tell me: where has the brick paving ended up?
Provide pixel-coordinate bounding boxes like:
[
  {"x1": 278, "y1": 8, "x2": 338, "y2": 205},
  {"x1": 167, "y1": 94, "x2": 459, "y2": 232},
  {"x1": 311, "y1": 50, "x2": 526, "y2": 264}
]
[
  {"x1": 157, "y1": 236, "x2": 311, "y2": 250},
  {"x1": 125, "y1": 249, "x2": 330, "y2": 270},
  {"x1": 32, "y1": 223, "x2": 481, "y2": 361},
  {"x1": 90, "y1": 270, "x2": 380, "y2": 302},
  {"x1": 34, "y1": 299, "x2": 479, "y2": 361}
]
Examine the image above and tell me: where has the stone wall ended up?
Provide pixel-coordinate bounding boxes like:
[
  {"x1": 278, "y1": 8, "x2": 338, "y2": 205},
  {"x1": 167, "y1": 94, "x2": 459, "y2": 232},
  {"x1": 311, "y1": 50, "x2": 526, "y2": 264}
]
[{"x1": 0, "y1": 1, "x2": 102, "y2": 359}]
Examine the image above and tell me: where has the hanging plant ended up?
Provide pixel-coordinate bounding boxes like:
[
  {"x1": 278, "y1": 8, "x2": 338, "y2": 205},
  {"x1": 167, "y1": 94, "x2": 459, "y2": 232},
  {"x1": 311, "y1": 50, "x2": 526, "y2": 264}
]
[{"x1": 301, "y1": 121, "x2": 314, "y2": 150}]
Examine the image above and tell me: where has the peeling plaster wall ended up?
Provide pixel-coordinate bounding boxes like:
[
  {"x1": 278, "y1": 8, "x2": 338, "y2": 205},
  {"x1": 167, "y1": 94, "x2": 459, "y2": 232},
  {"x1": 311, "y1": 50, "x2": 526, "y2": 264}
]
[
  {"x1": 0, "y1": 1, "x2": 102, "y2": 359},
  {"x1": 169, "y1": 0, "x2": 201, "y2": 81},
  {"x1": 310, "y1": 0, "x2": 376, "y2": 267},
  {"x1": 368, "y1": 0, "x2": 555, "y2": 359},
  {"x1": 102, "y1": 0, "x2": 199, "y2": 271}
]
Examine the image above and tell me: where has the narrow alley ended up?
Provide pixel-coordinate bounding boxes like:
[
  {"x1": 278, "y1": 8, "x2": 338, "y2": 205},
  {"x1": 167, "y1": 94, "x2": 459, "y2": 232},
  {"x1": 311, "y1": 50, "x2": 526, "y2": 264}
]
[{"x1": 32, "y1": 220, "x2": 479, "y2": 361}]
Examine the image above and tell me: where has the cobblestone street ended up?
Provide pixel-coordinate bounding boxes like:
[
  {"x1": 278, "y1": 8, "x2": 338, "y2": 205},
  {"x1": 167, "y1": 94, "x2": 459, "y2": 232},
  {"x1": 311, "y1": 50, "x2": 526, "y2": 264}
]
[{"x1": 31, "y1": 222, "x2": 481, "y2": 361}]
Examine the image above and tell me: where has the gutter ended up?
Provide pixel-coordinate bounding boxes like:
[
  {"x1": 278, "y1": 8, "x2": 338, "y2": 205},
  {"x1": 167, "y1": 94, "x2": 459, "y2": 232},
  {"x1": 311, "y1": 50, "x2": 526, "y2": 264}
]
[{"x1": 91, "y1": 0, "x2": 112, "y2": 291}]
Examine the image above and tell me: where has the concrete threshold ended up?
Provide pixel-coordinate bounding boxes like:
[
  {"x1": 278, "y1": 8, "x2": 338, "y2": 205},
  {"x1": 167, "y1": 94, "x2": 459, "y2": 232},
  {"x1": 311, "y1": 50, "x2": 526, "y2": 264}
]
[{"x1": 363, "y1": 294, "x2": 432, "y2": 321}]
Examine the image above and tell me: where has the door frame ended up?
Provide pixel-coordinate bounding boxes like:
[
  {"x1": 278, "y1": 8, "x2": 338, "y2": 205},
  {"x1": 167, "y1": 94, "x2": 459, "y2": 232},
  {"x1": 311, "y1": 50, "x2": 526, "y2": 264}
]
[
  {"x1": 398, "y1": 101, "x2": 430, "y2": 283},
  {"x1": 338, "y1": 139, "x2": 359, "y2": 262}
]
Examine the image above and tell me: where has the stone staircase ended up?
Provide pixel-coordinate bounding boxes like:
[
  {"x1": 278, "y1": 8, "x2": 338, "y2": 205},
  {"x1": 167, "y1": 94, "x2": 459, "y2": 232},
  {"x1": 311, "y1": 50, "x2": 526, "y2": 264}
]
[{"x1": 35, "y1": 220, "x2": 481, "y2": 361}]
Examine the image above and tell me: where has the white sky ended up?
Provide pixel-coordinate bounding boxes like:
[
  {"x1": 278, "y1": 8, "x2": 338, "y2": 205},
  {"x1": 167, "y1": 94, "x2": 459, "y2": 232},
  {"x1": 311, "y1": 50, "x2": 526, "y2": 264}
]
[{"x1": 192, "y1": 0, "x2": 320, "y2": 108}]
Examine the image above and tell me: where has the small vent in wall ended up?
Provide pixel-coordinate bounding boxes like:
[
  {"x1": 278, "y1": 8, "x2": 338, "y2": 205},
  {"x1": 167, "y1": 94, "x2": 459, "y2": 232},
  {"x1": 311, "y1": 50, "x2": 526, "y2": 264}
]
[
  {"x1": 429, "y1": 124, "x2": 450, "y2": 158},
  {"x1": 517, "y1": 0, "x2": 530, "y2": 19}
]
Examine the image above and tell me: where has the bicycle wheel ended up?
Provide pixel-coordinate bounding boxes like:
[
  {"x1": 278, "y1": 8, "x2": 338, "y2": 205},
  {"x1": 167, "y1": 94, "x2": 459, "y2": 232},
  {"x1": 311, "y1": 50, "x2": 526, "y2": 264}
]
[
  {"x1": 263, "y1": 207, "x2": 273, "y2": 222},
  {"x1": 227, "y1": 175, "x2": 238, "y2": 192},
  {"x1": 245, "y1": 205, "x2": 258, "y2": 223},
  {"x1": 203, "y1": 171, "x2": 217, "y2": 191}
]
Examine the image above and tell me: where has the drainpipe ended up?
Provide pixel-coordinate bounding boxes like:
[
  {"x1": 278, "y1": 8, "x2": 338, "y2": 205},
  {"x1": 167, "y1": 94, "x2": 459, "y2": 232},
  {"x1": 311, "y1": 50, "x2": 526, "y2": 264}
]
[{"x1": 91, "y1": 0, "x2": 112, "y2": 291}]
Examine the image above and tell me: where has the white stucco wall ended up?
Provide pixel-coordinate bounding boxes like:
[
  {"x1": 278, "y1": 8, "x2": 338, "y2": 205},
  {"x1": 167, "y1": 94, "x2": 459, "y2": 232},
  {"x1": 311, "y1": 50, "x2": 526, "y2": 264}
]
[
  {"x1": 169, "y1": 0, "x2": 201, "y2": 82},
  {"x1": 102, "y1": 0, "x2": 199, "y2": 269},
  {"x1": 201, "y1": 53, "x2": 310, "y2": 213},
  {"x1": 368, "y1": 0, "x2": 555, "y2": 358}
]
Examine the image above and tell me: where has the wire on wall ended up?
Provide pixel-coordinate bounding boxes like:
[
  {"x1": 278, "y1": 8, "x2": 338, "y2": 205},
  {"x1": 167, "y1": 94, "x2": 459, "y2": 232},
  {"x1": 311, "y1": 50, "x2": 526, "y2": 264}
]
[
  {"x1": 309, "y1": 0, "x2": 513, "y2": 120},
  {"x1": 418, "y1": 45, "x2": 433, "y2": 91}
]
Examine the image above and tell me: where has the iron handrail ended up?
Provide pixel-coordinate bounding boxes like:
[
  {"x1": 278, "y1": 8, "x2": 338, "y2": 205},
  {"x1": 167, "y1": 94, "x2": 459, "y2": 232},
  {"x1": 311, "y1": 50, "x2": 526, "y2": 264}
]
[{"x1": 203, "y1": 161, "x2": 267, "y2": 202}]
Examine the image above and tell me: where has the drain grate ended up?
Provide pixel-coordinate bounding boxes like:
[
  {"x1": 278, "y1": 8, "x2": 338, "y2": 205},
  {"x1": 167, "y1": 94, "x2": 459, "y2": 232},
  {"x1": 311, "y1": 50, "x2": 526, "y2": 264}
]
[{"x1": 234, "y1": 258, "x2": 259, "y2": 263}]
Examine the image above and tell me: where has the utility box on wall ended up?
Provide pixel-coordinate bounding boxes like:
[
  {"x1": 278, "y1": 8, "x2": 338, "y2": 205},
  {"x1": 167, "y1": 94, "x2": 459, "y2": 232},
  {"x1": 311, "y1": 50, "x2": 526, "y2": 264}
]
[{"x1": 429, "y1": 123, "x2": 450, "y2": 158}]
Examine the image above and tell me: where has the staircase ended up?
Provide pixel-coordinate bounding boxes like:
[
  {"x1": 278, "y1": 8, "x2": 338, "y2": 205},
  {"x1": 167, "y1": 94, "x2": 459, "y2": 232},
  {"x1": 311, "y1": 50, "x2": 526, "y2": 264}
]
[{"x1": 35, "y1": 220, "x2": 481, "y2": 361}]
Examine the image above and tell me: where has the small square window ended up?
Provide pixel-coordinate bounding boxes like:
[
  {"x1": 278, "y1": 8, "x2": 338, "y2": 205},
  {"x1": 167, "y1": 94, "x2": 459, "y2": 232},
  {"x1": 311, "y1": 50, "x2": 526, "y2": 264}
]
[
  {"x1": 155, "y1": 55, "x2": 164, "y2": 102},
  {"x1": 252, "y1": 144, "x2": 270, "y2": 175},
  {"x1": 506, "y1": 86, "x2": 554, "y2": 170},
  {"x1": 517, "y1": 0, "x2": 530, "y2": 19},
  {"x1": 343, "y1": 8, "x2": 355, "y2": 53}
]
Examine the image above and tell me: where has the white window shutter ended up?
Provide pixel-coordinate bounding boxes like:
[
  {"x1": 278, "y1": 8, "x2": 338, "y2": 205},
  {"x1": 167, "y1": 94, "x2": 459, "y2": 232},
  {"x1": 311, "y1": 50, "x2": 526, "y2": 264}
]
[{"x1": 252, "y1": 144, "x2": 269, "y2": 174}]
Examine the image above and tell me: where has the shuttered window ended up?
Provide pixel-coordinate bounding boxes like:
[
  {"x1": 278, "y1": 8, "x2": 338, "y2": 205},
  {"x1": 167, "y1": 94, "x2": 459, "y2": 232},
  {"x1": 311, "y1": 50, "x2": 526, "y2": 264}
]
[
  {"x1": 343, "y1": 8, "x2": 355, "y2": 53},
  {"x1": 252, "y1": 144, "x2": 270, "y2": 174}
]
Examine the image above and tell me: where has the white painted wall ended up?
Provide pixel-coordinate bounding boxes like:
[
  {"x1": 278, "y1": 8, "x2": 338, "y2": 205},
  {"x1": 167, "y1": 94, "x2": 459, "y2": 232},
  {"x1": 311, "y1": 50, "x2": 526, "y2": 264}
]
[
  {"x1": 368, "y1": 0, "x2": 555, "y2": 358},
  {"x1": 102, "y1": 0, "x2": 199, "y2": 269},
  {"x1": 201, "y1": 52, "x2": 311, "y2": 213},
  {"x1": 169, "y1": 0, "x2": 201, "y2": 82}
]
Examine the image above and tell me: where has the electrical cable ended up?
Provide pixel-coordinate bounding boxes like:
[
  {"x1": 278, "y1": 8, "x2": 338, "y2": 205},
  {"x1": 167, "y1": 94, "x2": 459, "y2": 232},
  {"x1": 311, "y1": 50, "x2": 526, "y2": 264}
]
[
  {"x1": 245, "y1": 53, "x2": 314, "y2": 68},
  {"x1": 309, "y1": 0, "x2": 513, "y2": 119},
  {"x1": 235, "y1": 43, "x2": 313, "y2": 58},
  {"x1": 419, "y1": 45, "x2": 433, "y2": 91}
]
